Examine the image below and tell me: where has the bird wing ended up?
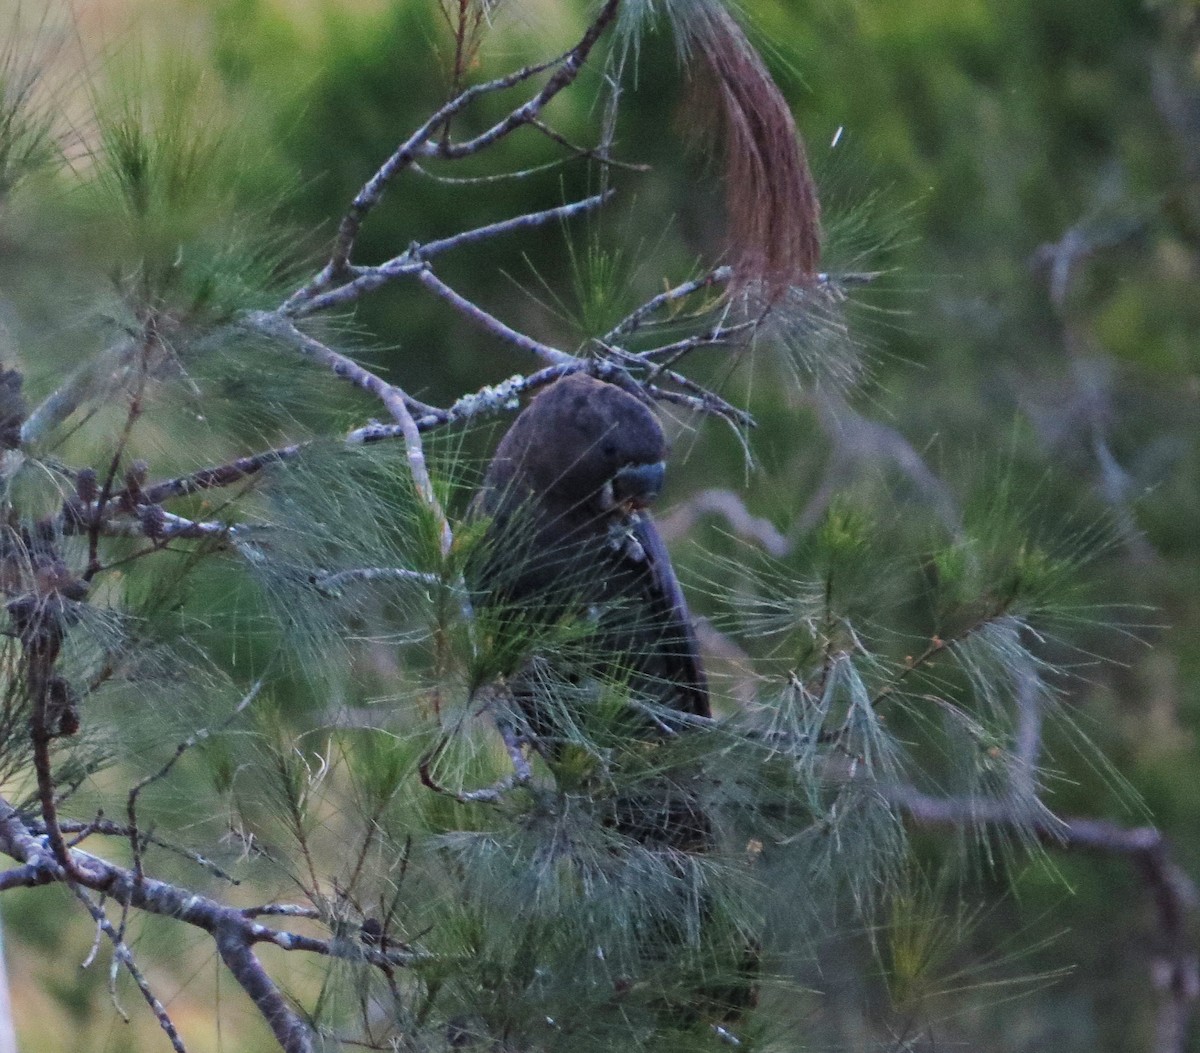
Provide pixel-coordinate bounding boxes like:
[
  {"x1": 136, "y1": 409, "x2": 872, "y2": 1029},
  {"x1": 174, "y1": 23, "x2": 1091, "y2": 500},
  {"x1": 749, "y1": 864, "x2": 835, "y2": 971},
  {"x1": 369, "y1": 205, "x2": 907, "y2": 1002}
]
[{"x1": 627, "y1": 512, "x2": 711, "y2": 720}]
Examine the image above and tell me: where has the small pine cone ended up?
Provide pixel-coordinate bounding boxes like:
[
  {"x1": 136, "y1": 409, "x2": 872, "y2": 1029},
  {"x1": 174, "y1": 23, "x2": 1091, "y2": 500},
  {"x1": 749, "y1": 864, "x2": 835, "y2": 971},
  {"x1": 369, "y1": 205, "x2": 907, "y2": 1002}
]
[
  {"x1": 138, "y1": 505, "x2": 166, "y2": 540},
  {"x1": 75, "y1": 468, "x2": 98, "y2": 504},
  {"x1": 45, "y1": 676, "x2": 81, "y2": 737},
  {"x1": 359, "y1": 917, "x2": 383, "y2": 946}
]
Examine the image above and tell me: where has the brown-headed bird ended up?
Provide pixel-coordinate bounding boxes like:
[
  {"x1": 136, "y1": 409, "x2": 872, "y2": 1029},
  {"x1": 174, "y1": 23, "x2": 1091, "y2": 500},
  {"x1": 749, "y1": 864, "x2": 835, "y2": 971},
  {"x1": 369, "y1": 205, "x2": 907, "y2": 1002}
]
[{"x1": 471, "y1": 373, "x2": 710, "y2": 744}]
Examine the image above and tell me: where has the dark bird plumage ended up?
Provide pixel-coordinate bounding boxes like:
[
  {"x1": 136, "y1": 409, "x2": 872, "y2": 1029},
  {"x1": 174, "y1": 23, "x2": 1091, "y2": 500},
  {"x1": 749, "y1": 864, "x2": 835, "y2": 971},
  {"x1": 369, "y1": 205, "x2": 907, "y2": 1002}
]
[
  {"x1": 471, "y1": 378, "x2": 755, "y2": 1020},
  {"x1": 472, "y1": 373, "x2": 710, "y2": 728}
]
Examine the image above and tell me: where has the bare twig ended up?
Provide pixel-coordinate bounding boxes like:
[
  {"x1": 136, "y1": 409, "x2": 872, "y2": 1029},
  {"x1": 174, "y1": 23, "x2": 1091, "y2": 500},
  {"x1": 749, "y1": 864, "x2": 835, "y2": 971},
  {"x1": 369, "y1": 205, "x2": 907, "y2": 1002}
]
[
  {"x1": 309, "y1": 567, "x2": 444, "y2": 597},
  {"x1": 70, "y1": 886, "x2": 187, "y2": 1053},
  {"x1": 604, "y1": 268, "x2": 733, "y2": 340},
  {"x1": 138, "y1": 447, "x2": 303, "y2": 506},
  {"x1": 241, "y1": 903, "x2": 323, "y2": 921},
  {"x1": 245, "y1": 314, "x2": 452, "y2": 553},
  {"x1": 411, "y1": 156, "x2": 570, "y2": 184},
  {"x1": 19, "y1": 335, "x2": 142, "y2": 446},
  {"x1": 290, "y1": 53, "x2": 578, "y2": 301},
  {"x1": 657, "y1": 488, "x2": 789, "y2": 557},
  {"x1": 528, "y1": 118, "x2": 649, "y2": 171},
  {"x1": 436, "y1": 0, "x2": 621, "y2": 160},
  {"x1": 127, "y1": 679, "x2": 265, "y2": 886},
  {"x1": 601, "y1": 343, "x2": 755, "y2": 428},
  {"x1": 632, "y1": 321, "x2": 756, "y2": 366},
  {"x1": 414, "y1": 268, "x2": 576, "y2": 366},
  {"x1": 349, "y1": 362, "x2": 590, "y2": 444},
  {"x1": 422, "y1": 191, "x2": 614, "y2": 258},
  {"x1": 290, "y1": 193, "x2": 612, "y2": 318},
  {"x1": 43, "y1": 818, "x2": 239, "y2": 884},
  {"x1": 894, "y1": 787, "x2": 1200, "y2": 1053},
  {"x1": 78, "y1": 509, "x2": 256, "y2": 543}
]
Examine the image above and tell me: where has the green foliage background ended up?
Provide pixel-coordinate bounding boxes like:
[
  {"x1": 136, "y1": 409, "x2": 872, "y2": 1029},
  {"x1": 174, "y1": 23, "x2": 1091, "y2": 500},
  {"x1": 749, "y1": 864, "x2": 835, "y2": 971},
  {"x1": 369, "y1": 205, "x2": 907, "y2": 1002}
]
[{"x1": 2, "y1": 0, "x2": 1199, "y2": 1050}]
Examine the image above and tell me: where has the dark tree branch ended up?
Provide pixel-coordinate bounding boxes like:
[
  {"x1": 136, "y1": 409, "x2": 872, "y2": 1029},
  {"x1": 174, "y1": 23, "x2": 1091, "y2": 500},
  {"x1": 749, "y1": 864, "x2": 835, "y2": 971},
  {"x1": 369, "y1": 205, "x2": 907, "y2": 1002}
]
[
  {"x1": 894, "y1": 787, "x2": 1200, "y2": 1053},
  {"x1": 138, "y1": 448, "x2": 303, "y2": 506},
  {"x1": 212, "y1": 927, "x2": 311, "y2": 1053},
  {"x1": 0, "y1": 795, "x2": 426, "y2": 1052}
]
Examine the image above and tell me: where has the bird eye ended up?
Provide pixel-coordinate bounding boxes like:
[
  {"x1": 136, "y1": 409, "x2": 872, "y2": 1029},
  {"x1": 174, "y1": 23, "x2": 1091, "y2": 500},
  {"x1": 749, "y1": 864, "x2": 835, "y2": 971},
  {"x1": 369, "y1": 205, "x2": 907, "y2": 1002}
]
[{"x1": 602, "y1": 442, "x2": 617, "y2": 457}]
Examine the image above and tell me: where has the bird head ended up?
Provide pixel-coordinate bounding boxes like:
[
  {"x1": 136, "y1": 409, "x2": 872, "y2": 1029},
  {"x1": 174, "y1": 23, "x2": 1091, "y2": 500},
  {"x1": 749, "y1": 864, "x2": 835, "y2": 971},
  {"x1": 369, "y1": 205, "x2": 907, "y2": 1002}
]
[{"x1": 488, "y1": 374, "x2": 668, "y2": 518}]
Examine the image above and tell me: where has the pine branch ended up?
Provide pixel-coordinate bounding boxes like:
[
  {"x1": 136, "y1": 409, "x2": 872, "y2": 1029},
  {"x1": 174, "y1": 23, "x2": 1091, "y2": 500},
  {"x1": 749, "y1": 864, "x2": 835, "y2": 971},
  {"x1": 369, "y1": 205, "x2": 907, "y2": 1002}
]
[
  {"x1": 435, "y1": 0, "x2": 621, "y2": 161},
  {"x1": 0, "y1": 796, "x2": 427, "y2": 1052},
  {"x1": 892, "y1": 785, "x2": 1200, "y2": 1053},
  {"x1": 288, "y1": 193, "x2": 613, "y2": 318},
  {"x1": 285, "y1": 1, "x2": 620, "y2": 304},
  {"x1": 243, "y1": 314, "x2": 452, "y2": 553},
  {"x1": 70, "y1": 886, "x2": 189, "y2": 1053},
  {"x1": 414, "y1": 267, "x2": 577, "y2": 366}
]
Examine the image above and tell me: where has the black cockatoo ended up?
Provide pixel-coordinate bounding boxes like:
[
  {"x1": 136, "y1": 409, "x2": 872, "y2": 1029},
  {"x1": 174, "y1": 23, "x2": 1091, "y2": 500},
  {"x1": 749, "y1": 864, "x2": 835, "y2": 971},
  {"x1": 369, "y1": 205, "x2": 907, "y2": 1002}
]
[
  {"x1": 471, "y1": 373, "x2": 710, "y2": 739},
  {"x1": 472, "y1": 376, "x2": 744, "y2": 1014}
]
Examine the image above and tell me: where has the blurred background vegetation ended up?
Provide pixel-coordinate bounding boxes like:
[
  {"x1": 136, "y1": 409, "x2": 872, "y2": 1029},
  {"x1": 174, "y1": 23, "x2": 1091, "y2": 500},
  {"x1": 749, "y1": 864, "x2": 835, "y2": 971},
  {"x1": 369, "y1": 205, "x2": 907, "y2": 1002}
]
[{"x1": 3, "y1": 0, "x2": 1200, "y2": 1050}]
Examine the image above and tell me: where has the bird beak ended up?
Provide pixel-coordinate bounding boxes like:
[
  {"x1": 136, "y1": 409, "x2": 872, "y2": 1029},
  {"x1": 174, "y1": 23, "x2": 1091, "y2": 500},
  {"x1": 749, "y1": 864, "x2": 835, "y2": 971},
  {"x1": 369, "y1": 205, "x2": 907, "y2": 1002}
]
[{"x1": 611, "y1": 460, "x2": 666, "y2": 511}]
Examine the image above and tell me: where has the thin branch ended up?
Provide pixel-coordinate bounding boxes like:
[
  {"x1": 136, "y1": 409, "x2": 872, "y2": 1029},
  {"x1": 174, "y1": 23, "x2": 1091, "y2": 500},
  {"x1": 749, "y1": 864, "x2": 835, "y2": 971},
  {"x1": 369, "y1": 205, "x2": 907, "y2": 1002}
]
[
  {"x1": 422, "y1": 191, "x2": 614, "y2": 259},
  {"x1": 23, "y1": 620, "x2": 81, "y2": 881},
  {"x1": 643, "y1": 379, "x2": 755, "y2": 430},
  {"x1": 893, "y1": 788, "x2": 1200, "y2": 1053},
  {"x1": 309, "y1": 567, "x2": 444, "y2": 597},
  {"x1": 346, "y1": 362, "x2": 581, "y2": 443},
  {"x1": 243, "y1": 313, "x2": 438, "y2": 420},
  {"x1": 45, "y1": 818, "x2": 240, "y2": 884},
  {"x1": 436, "y1": 0, "x2": 621, "y2": 160},
  {"x1": 138, "y1": 447, "x2": 303, "y2": 507},
  {"x1": 289, "y1": 52, "x2": 577, "y2": 300},
  {"x1": 604, "y1": 268, "x2": 733, "y2": 340},
  {"x1": 411, "y1": 156, "x2": 569, "y2": 184},
  {"x1": 87, "y1": 353, "x2": 150, "y2": 579},
  {"x1": 632, "y1": 321, "x2": 755, "y2": 366},
  {"x1": 414, "y1": 268, "x2": 576, "y2": 366},
  {"x1": 527, "y1": 118, "x2": 649, "y2": 171},
  {"x1": 70, "y1": 885, "x2": 188, "y2": 1053},
  {"x1": 601, "y1": 345, "x2": 755, "y2": 427},
  {"x1": 19, "y1": 335, "x2": 142, "y2": 446},
  {"x1": 80, "y1": 509, "x2": 256, "y2": 543},
  {"x1": 244, "y1": 314, "x2": 452, "y2": 553},
  {"x1": 127, "y1": 678, "x2": 265, "y2": 886},
  {"x1": 867, "y1": 612, "x2": 999, "y2": 712},
  {"x1": 241, "y1": 903, "x2": 323, "y2": 920},
  {"x1": 290, "y1": 193, "x2": 612, "y2": 318},
  {"x1": 657, "y1": 488, "x2": 789, "y2": 557}
]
